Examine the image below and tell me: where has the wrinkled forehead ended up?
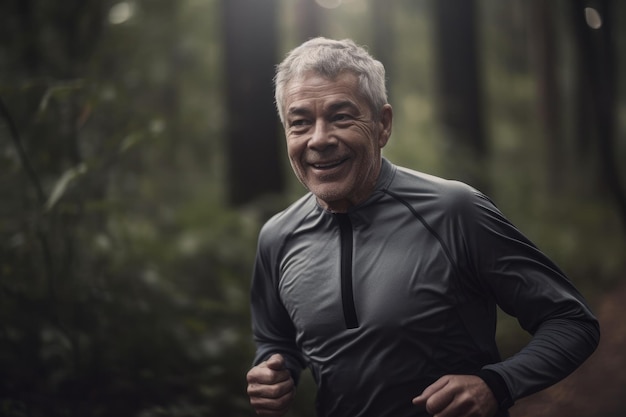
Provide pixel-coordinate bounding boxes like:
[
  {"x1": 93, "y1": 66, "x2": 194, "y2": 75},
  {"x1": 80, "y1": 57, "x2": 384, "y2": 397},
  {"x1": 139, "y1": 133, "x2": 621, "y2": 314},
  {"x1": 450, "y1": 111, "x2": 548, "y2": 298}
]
[{"x1": 282, "y1": 71, "x2": 366, "y2": 108}]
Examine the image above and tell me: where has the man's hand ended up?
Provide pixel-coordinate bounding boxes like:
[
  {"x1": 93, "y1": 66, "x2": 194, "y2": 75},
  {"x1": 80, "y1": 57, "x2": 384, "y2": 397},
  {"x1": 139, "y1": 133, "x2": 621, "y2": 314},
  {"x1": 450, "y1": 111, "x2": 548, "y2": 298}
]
[
  {"x1": 246, "y1": 354, "x2": 296, "y2": 417},
  {"x1": 412, "y1": 375, "x2": 498, "y2": 417}
]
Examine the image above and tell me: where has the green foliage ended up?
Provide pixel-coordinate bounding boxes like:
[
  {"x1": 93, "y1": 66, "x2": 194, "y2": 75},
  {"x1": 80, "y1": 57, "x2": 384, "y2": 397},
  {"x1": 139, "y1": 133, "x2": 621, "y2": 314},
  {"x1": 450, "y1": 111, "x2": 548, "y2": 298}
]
[
  {"x1": 1, "y1": 81, "x2": 260, "y2": 415},
  {"x1": 0, "y1": 1, "x2": 260, "y2": 416}
]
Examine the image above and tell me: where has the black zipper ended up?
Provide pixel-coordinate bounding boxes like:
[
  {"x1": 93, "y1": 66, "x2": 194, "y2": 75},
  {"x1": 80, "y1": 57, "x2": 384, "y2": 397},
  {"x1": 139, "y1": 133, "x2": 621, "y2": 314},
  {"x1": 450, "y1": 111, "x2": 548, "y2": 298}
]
[{"x1": 336, "y1": 213, "x2": 359, "y2": 329}]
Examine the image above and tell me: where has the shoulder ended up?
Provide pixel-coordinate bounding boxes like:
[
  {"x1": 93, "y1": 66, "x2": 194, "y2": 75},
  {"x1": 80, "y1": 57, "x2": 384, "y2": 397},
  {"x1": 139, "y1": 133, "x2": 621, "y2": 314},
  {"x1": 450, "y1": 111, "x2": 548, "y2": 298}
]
[
  {"x1": 388, "y1": 164, "x2": 489, "y2": 214},
  {"x1": 258, "y1": 192, "x2": 318, "y2": 248}
]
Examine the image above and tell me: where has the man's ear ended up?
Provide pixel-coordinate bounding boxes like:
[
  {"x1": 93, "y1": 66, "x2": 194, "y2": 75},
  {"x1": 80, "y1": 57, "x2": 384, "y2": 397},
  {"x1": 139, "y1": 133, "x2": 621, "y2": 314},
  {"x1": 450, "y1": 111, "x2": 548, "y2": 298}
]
[{"x1": 378, "y1": 104, "x2": 393, "y2": 148}]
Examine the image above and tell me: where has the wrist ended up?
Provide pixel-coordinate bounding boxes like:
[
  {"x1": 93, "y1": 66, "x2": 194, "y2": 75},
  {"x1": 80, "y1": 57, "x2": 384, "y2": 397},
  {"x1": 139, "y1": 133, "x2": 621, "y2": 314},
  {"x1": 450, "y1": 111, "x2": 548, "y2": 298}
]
[{"x1": 476, "y1": 369, "x2": 514, "y2": 411}]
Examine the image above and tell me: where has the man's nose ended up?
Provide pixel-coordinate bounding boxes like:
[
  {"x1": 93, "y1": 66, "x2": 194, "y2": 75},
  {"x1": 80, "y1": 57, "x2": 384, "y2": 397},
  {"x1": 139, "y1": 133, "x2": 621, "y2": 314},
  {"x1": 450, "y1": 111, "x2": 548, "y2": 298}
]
[{"x1": 308, "y1": 119, "x2": 336, "y2": 150}]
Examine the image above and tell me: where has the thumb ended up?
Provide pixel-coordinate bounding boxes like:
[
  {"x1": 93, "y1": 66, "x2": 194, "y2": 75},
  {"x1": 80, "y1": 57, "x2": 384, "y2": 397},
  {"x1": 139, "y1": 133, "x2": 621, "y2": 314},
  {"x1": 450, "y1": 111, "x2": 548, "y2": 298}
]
[{"x1": 266, "y1": 353, "x2": 286, "y2": 371}]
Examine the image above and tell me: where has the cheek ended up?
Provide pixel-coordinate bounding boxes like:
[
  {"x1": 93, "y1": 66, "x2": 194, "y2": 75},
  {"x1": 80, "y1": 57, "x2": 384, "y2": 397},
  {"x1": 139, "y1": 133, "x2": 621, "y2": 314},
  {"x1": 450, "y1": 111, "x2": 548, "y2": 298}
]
[
  {"x1": 353, "y1": 125, "x2": 378, "y2": 148},
  {"x1": 286, "y1": 145, "x2": 306, "y2": 176},
  {"x1": 286, "y1": 140, "x2": 301, "y2": 160}
]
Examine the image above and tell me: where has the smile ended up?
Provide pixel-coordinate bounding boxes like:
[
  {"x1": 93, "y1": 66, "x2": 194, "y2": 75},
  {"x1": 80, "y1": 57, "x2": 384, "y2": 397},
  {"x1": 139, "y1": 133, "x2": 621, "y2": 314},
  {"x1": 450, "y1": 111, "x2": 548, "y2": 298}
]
[{"x1": 311, "y1": 158, "x2": 349, "y2": 170}]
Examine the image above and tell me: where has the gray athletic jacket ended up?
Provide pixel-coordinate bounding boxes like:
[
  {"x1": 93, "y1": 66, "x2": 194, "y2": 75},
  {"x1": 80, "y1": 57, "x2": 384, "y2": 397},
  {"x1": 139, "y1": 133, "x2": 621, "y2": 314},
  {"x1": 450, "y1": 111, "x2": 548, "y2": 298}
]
[{"x1": 250, "y1": 158, "x2": 599, "y2": 417}]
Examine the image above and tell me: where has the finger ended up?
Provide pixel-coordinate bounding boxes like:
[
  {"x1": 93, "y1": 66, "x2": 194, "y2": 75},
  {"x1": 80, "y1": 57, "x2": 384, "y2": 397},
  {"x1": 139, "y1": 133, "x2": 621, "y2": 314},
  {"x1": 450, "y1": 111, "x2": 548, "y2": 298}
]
[
  {"x1": 247, "y1": 360, "x2": 291, "y2": 385},
  {"x1": 247, "y1": 368, "x2": 291, "y2": 386},
  {"x1": 412, "y1": 376, "x2": 450, "y2": 405},
  {"x1": 423, "y1": 385, "x2": 456, "y2": 416},
  {"x1": 250, "y1": 382, "x2": 295, "y2": 416},
  {"x1": 249, "y1": 382, "x2": 295, "y2": 404},
  {"x1": 247, "y1": 377, "x2": 294, "y2": 399},
  {"x1": 251, "y1": 398, "x2": 291, "y2": 417}
]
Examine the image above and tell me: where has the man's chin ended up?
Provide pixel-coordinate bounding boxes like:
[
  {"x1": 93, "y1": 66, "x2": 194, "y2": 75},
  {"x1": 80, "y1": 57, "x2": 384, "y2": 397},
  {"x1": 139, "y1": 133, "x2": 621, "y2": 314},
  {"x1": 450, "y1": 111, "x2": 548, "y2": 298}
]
[{"x1": 310, "y1": 188, "x2": 352, "y2": 212}]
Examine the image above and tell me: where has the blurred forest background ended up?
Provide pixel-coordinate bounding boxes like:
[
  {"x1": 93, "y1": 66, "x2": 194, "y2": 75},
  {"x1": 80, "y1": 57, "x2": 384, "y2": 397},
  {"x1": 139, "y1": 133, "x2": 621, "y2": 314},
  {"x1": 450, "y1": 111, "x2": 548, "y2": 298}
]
[{"x1": 1, "y1": 0, "x2": 625, "y2": 416}]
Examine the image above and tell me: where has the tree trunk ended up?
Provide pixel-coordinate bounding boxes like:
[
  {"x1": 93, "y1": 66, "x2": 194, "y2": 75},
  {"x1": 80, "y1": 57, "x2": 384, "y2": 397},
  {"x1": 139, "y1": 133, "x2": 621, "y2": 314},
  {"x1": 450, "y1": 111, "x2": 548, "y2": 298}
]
[
  {"x1": 221, "y1": 0, "x2": 284, "y2": 206},
  {"x1": 569, "y1": 0, "x2": 626, "y2": 231},
  {"x1": 371, "y1": 0, "x2": 394, "y2": 102},
  {"x1": 295, "y1": 0, "x2": 322, "y2": 41},
  {"x1": 528, "y1": 0, "x2": 564, "y2": 194},
  {"x1": 431, "y1": 0, "x2": 488, "y2": 190}
]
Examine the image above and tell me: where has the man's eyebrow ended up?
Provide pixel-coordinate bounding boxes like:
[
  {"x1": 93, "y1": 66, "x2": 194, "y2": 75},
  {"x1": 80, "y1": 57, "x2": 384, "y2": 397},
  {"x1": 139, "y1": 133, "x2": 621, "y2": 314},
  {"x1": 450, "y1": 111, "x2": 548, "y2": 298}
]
[
  {"x1": 286, "y1": 106, "x2": 311, "y2": 117},
  {"x1": 286, "y1": 100, "x2": 359, "y2": 118},
  {"x1": 327, "y1": 100, "x2": 359, "y2": 113}
]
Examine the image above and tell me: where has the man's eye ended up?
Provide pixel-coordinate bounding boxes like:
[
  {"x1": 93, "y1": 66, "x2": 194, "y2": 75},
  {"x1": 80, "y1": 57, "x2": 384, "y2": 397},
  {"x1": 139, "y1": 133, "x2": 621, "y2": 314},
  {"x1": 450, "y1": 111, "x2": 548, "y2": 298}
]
[
  {"x1": 290, "y1": 119, "x2": 308, "y2": 127},
  {"x1": 332, "y1": 114, "x2": 352, "y2": 122}
]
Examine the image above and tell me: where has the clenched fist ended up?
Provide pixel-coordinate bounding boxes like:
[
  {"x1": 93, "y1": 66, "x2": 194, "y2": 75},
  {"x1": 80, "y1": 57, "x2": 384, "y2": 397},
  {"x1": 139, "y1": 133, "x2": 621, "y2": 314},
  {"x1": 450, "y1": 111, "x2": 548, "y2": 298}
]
[{"x1": 246, "y1": 354, "x2": 296, "y2": 417}]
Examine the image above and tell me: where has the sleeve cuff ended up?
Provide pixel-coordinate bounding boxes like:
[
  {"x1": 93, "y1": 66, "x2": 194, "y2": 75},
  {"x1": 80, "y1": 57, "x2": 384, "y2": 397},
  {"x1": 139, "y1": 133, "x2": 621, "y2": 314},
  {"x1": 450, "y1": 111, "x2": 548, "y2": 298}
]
[{"x1": 476, "y1": 369, "x2": 514, "y2": 410}]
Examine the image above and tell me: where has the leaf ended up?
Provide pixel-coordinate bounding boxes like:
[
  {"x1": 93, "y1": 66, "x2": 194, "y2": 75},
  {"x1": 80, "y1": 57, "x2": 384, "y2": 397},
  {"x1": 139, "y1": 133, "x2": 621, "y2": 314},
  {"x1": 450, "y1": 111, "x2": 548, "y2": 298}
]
[
  {"x1": 119, "y1": 132, "x2": 144, "y2": 153},
  {"x1": 44, "y1": 163, "x2": 88, "y2": 211},
  {"x1": 38, "y1": 80, "x2": 84, "y2": 114}
]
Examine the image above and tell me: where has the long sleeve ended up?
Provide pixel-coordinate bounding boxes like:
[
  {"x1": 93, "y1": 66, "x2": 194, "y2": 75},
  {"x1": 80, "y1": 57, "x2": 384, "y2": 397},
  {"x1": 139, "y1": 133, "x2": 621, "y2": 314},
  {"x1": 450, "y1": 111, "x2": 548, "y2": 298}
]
[
  {"x1": 250, "y1": 223, "x2": 307, "y2": 383},
  {"x1": 458, "y1": 188, "x2": 600, "y2": 401}
]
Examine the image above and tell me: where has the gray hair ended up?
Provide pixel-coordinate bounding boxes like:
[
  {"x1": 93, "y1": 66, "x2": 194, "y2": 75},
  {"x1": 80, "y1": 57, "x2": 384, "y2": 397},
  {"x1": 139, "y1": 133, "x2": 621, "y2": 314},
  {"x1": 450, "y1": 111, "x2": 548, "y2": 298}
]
[{"x1": 274, "y1": 37, "x2": 388, "y2": 124}]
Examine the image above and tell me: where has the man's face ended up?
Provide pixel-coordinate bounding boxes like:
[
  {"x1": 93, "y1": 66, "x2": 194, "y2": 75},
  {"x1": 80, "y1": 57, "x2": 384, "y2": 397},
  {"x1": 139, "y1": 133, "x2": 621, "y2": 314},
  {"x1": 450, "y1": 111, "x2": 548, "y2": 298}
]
[{"x1": 282, "y1": 71, "x2": 392, "y2": 212}]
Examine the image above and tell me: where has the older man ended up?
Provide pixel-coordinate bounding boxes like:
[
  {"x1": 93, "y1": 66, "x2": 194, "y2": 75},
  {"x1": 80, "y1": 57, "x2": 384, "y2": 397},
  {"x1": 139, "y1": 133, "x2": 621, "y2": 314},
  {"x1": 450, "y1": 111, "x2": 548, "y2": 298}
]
[{"x1": 246, "y1": 37, "x2": 599, "y2": 417}]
